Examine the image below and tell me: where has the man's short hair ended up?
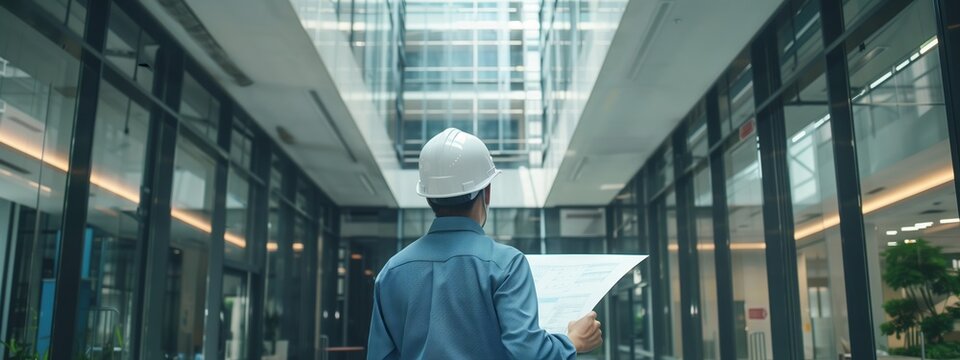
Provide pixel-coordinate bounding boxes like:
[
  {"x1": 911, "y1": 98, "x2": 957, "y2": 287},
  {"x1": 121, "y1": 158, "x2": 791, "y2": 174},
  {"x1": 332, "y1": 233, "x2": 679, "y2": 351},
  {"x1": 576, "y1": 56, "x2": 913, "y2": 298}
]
[{"x1": 428, "y1": 189, "x2": 483, "y2": 217}]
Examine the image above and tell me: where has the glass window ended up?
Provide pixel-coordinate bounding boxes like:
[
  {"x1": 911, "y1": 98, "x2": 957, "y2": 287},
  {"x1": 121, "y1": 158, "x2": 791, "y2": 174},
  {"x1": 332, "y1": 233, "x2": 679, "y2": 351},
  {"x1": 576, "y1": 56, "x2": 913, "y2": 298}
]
[
  {"x1": 694, "y1": 166, "x2": 720, "y2": 359},
  {"x1": 230, "y1": 118, "x2": 254, "y2": 169},
  {"x1": 76, "y1": 79, "x2": 152, "y2": 359},
  {"x1": 784, "y1": 69, "x2": 850, "y2": 357},
  {"x1": 777, "y1": 0, "x2": 824, "y2": 81},
  {"x1": 845, "y1": 0, "x2": 957, "y2": 355},
  {"x1": 270, "y1": 155, "x2": 284, "y2": 196},
  {"x1": 724, "y1": 135, "x2": 772, "y2": 359},
  {"x1": 728, "y1": 61, "x2": 755, "y2": 131},
  {"x1": 226, "y1": 169, "x2": 252, "y2": 263},
  {"x1": 545, "y1": 208, "x2": 605, "y2": 254},
  {"x1": 0, "y1": 9, "x2": 80, "y2": 357},
  {"x1": 262, "y1": 197, "x2": 288, "y2": 357},
  {"x1": 222, "y1": 271, "x2": 250, "y2": 360},
  {"x1": 162, "y1": 133, "x2": 217, "y2": 358},
  {"x1": 659, "y1": 192, "x2": 683, "y2": 358},
  {"x1": 843, "y1": 0, "x2": 884, "y2": 29},
  {"x1": 179, "y1": 73, "x2": 221, "y2": 145},
  {"x1": 687, "y1": 105, "x2": 709, "y2": 165},
  {"x1": 32, "y1": 0, "x2": 87, "y2": 35},
  {"x1": 105, "y1": 6, "x2": 157, "y2": 91}
]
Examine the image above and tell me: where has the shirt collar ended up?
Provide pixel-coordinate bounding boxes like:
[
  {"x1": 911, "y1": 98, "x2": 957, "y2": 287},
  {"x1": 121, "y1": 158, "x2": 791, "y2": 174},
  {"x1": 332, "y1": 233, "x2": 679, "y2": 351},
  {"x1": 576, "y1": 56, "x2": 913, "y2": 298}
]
[{"x1": 427, "y1": 216, "x2": 485, "y2": 235}]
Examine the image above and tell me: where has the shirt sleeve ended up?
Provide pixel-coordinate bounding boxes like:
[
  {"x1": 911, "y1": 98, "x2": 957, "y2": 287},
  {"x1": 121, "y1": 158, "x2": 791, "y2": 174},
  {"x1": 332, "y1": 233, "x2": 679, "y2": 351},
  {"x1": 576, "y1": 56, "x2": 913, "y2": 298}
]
[
  {"x1": 494, "y1": 255, "x2": 577, "y2": 360},
  {"x1": 367, "y1": 276, "x2": 399, "y2": 360}
]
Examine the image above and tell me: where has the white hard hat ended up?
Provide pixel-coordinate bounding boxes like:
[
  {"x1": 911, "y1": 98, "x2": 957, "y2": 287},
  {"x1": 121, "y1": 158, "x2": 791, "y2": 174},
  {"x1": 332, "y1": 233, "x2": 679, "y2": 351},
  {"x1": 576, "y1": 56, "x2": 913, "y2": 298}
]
[{"x1": 417, "y1": 128, "x2": 501, "y2": 199}]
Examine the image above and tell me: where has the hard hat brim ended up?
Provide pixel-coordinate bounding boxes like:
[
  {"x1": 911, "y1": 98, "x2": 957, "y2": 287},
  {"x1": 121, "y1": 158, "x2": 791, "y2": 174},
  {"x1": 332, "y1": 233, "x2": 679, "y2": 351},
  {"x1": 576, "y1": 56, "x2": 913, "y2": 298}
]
[{"x1": 416, "y1": 169, "x2": 501, "y2": 198}]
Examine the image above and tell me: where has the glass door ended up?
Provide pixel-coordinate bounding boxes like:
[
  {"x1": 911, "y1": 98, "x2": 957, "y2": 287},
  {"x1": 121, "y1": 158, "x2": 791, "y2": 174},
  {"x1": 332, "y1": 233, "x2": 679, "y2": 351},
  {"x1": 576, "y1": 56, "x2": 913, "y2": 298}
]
[{"x1": 222, "y1": 270, "x2": 250, "y2": 360}]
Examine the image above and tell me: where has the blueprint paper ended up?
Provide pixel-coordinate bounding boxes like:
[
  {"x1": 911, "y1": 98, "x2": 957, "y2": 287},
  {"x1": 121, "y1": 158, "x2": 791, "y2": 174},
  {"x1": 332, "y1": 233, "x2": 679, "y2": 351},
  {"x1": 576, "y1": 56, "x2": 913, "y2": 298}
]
[{"x1": 525, "y1": 254, "x2": 647, "y2": 334}]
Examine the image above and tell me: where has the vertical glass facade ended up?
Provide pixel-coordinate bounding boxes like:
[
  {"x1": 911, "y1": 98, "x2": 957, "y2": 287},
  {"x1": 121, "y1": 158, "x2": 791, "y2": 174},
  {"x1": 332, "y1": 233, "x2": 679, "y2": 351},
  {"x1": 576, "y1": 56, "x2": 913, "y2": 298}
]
[
  {"x1": 0, "y1": 0, "x2": 338, "y2": 358},
  {"x1": 399, "y1": 0, "x2": 544, "y2": 168},
  {"x1": 587, "y1": 0, "x2": 960, "y2": 359},
  {"x1": 0, "y1": 6, "x2": 81, "y2": 357}
]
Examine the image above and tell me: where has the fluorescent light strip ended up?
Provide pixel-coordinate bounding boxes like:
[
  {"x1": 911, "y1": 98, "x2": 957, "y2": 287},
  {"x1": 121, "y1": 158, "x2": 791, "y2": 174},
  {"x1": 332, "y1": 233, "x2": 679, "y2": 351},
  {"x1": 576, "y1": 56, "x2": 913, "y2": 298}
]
[
  {"x1": 869, "y1": 71, "x2": 893, "y2": 89},
  {"x1": 895, "y1": 59, "x2": 911, "y2": 72},
  {"x1": 794, "y1": 166, "x2": 954, "y2": 240},
  {"x1": 791, "y1": 130, "x2": 807, "y2": 143},
  {"x1": 920, "y1": 37, "x2": 939, "y2": 55},
  {"x1": 0, "y1": 124, "x2": 247, "y2": 248}
]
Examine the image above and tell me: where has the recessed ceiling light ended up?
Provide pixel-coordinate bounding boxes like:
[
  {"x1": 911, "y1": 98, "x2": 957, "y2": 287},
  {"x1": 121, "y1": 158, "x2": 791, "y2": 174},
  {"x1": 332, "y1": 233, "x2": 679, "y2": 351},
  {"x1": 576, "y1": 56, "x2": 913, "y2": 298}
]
[
  {"x1": 901, "y1": 226, "x2": 919, "y2": 232},
  {"x1": 886, "y1": 230, "x2": 898, "y2": 236},
  {"x1": 916, "y1": 221, "x2": 934, "y2": 228},
  {"x1": 887, "y1": 241, "x2": 898, "y2": 247},
  {"x1": 600, "y1": 183, "x2": 625, "y2": 191},
  {"x1": 940, "y1": 218, "x2": 960, "y2": 224}
]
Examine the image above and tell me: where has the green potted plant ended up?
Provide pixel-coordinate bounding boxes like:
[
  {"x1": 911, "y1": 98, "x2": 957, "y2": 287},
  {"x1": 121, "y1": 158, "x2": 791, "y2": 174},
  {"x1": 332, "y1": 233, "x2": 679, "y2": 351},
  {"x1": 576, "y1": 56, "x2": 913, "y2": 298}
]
[{"x1": 880, "y1": 239, "x2": 960, "y2": 358}]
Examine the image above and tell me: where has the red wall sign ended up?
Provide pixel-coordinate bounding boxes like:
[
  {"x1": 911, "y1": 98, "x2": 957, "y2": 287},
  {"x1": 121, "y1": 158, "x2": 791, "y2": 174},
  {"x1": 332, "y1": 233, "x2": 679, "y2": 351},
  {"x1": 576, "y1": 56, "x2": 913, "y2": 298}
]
[
  {"x1": 739, "y1": 118, "x2": 756, "y2": 141},
  {"x1": 748, "y1": 308, "x2": 767, "y2": 320}
]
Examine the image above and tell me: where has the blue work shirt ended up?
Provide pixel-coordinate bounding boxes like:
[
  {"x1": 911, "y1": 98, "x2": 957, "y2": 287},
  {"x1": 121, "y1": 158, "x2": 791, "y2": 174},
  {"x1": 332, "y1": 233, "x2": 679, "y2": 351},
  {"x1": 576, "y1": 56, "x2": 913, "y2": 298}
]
[{"x1": 367, "y1": 216, "x2": 576, "y2": 360}]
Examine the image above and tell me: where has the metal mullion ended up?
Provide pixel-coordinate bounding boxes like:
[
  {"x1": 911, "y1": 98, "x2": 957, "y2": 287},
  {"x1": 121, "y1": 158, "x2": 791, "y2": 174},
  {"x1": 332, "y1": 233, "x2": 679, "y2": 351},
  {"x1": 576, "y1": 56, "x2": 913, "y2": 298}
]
[
  {"x1": 935, "y1": 0, "x2": 960, "y2": 236},
  {"x1": 177, "y1": 114, "x2": 232, "y2": 162},
  {"x1": 229, "y1": 161, "x2": 267, "y2": 187},
  {"x1": 203, "y1": 158, "x2": 228, "y2": 359},
  {"x1": 137, "y1": 55, "x2": 184, "y2": 360},
  {"x1": 201, "y1": 89, "x2": 232, "y2": 359},
  {"x1": 704, "y1": 54, "x2": 737, "y2": 360},
  {"x1": 672, "y1": 125, "x2": 703, "y2": 360},
  {"x1": 247, "y1": 134, "x2": 272, "y2": 359},
  {"x1": 302, "y1": 219, "x2": 320, "y2": 357},
  {"x1": 277, "y1": 202, "x2": 298, "y2": 353},
  {"x1": 647, "y1": 196, "x2": 667, "y2": 358},
  {"x1": 321, "y1": 207, "x2": 342, "y2": 345},
  {"x1": 48, "y1": 0, "x2": 110, "y2": 356},
  {"x1": 752, "y1": 26, "x2": 804, "y2": 358},
  {"x1": 819, "y1": 0, "x2": 877, "y2": 358}
]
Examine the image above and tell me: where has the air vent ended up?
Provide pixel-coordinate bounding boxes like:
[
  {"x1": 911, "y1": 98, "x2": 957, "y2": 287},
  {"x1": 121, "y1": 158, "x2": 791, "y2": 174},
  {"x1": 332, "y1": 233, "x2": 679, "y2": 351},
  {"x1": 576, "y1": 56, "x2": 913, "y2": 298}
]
[
  {"x1": 920, "y1": 209, "x2": 947, "y2": 215},
  {"x1": 629, "y1": 1, "x2": 674, "y2": 81},
  {"x1": 158, "y1": 0, "x2": 253, "y2": 86},
  {"x1": 867, "y1": 186, "x2": 885, "y2": 195}
]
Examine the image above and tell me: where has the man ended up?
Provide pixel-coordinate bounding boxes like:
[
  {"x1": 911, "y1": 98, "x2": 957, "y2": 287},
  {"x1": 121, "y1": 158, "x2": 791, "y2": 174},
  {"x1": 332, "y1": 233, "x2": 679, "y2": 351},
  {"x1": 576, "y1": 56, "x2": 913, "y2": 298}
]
[{"x1": 367, "y1": 128, "x2": 602, "y2": 359}]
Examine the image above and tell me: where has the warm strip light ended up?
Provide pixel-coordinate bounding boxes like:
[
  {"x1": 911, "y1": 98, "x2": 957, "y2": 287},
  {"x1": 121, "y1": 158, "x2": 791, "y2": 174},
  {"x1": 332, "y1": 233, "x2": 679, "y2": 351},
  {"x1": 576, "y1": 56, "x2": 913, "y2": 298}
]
[
  {"x1": 224, "y1": 232, "x2": 246, "y2": 248},
  {"x1": 794, "y1": 166, "x2": 955, "y2": 240},
  {"x1": 668, "y1": 243, "x2": 766, "y2": 251},
  {"x1": 0, "y1": 118, "x2": 247, "y2": 248},
  {"x1": 293, "y1": 243, "x2": 304, "y2": 252},
  {"x1": 267, "y1": 242, "x2": 279, "y2": 252}
]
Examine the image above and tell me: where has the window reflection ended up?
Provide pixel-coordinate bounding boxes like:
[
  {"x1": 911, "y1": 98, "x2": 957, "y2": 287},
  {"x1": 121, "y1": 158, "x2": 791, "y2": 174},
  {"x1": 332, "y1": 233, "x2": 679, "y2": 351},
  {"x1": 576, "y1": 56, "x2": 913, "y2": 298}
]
[
  {"x1": 226, "y1": 168, "x2": 252, "y2": 263},
  {"x1": 0, "y1": 8, "x2": 80, "y2": 358},
  {"x1": 724, "y1": 135, "x2": 771, "y2": 359},
  {"x1": 694, "y1": 166, "x2": 720, "y2": 359},
  {"x1": 845, "y1": 0, "x2": 957, "y2": 355},
  {"x1": 162, "y1": 133, "x2": 217, "y2": 359},
  {"x1": 784, "y1": 70, "x2": 850, "y2": 358}
]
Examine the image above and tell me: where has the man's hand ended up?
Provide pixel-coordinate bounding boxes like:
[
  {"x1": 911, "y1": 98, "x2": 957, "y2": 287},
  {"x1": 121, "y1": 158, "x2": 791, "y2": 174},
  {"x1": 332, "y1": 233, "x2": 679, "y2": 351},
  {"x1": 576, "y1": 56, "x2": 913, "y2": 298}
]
[{"x1": 567, "y1": 311, "x2": 602, "y2": 353}]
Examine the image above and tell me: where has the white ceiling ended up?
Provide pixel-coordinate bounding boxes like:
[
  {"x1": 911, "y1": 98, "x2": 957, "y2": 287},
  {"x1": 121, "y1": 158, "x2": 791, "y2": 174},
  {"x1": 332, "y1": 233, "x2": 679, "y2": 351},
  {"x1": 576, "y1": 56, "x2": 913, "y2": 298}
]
[
  {"x1": 544, "y1": 0, "x2": 784, "y2": 206},
  {"x1": 139, "y1": 0, "x2": 399, "y2": 207}
]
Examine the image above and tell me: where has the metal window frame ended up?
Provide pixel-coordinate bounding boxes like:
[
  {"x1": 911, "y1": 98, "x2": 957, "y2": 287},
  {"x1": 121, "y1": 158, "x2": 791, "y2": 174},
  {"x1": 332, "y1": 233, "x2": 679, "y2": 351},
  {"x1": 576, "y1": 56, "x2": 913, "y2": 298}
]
[
  {"x1": 48, "y1": 0, "x2": 111, "y2": 355},
  {"x1": 672, "y1": 123, "x2": 704, "y2": 360},
  {"x1": 751, "y1": 23, "x2": 805, "y2": 358}
]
